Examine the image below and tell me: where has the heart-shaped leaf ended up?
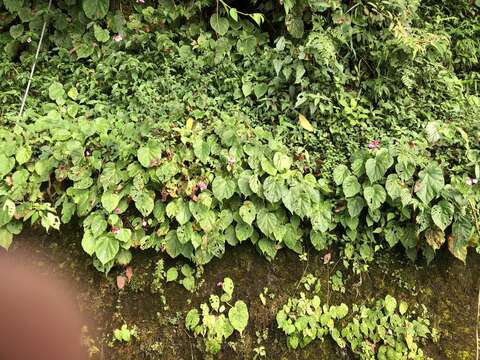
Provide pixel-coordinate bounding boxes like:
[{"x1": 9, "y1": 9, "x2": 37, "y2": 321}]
[
  {"x1": 228, "y1": 300, "x2": 249, "y2": 334},
  {"x1": 210, "y1": 14, "x2": 229, "y2": 35}
]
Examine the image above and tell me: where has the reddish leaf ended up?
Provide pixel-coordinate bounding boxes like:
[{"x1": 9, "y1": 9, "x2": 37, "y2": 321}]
[
  {"x1": 125, "y1": 266, "x2": 133, "y2": 282},
  {"x1": 323, "y1": 252, "x2": 332, "y2": 264},
  {"x1": 116, "y1": 275, "x2": 126, "y2": 289}
]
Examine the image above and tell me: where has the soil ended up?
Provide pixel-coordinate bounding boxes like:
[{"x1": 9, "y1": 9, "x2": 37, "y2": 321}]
[{"x1": 5, "y1": 225, "x2": 479, "y2": 360}]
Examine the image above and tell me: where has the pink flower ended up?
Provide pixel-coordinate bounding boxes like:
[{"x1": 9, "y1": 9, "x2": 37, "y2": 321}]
[
  {"x1": 228, "y1": 157, "x2": 236, "y2": 165},
  {"x1": 142, "y1": 220, "x2": 148, "y2": 227},
  {"x1": 368, "y1": 140, "x2": 380, "y2": 149},
  {"x1": 216, "y1": 281, "x2": 223, "y2": 287},
  {"x1": 466, "y1": 178, "x2": 478, "y2": 186},
  {"x1": 198, "y1": 181, "x2": 207, "y2": 191},
  {"x1": 114, "y1": 207, "x2": 121, "y2": 214},
  {"x1": 111, "y1": 226, "x2": 120, "y2": 235},
  {"x1": 136, "y1": 0, "x2": 145, "y2": 3},
  {"x1": 113, "y1": 34, "x2": 123, "y2": 42}
]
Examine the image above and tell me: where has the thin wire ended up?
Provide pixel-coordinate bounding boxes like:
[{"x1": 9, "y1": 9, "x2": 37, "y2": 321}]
[{"x1": 19, "y1": 0, "x2": 53, "y2": 117}]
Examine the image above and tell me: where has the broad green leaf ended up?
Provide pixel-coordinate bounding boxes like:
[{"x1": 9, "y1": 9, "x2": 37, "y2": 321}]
[
  {"x1": 166, "y1": 267, "x2": 178, "y2": 282},
  {"x1": 0, "y1": 202, "x2": 14, "y2": 227},
  {"x1": 254, "y1": 83, "x2": 268, "y2": 98},
  {"x1": 185, "y1": 309, "x2": 200, "y2": 330},
  {"x1": 310, "y1": 202, "x2": 331, "y2": 233},
  {"x1": 93, "y1": 24, "x2": 110, "y2": 42},
  {"x1": 164, "y1": 230, "x2": 182, "y2": 258},
  {"x1": 218, "y1": 209, "x2": 233, "y2": 230},
  {"x1": 242, "y1": 82, "x2": 253, "y2": 97},
  {"x1": 0, "y1": 154, "x2": 15, "y2": 178},
  {"x1": 249, "y1": 175, "x2": 261, "y2": 194},
  {"x1": 342, "y1": 175, "x2": 361, "y2": 198},
  {"x1": 310, "y1": 231, "x2": 332, "y2": 251},
  {"x1": 9, "y1": 24, "x2": 24, "y2": 39},
  {"x1": 365, "y1": 149, "x2": 393, "y2": 183},
  {"x1": 347, "y1": 196, "x2": 364, "y2": 218},
  {"x1": 67, "y1": 87, "x2": 79, "y2": 100},
  {"x1": 0, "y1": 228, "x2": 13, "y2": 250},
  {"x1": 193, "y1": 139, "x2": 210, "y2": 163},
  {"x1": 263, "y1": 176, "x2": 286, "y2": 203},
  {"x1": 250, "y1": 13, "x2": 264, "y2": 26},
  {"x1": 137, "y1": 144, "x2": 162, "y2": 168},
  {"x1": 235, "y1": 221, "x2": 253, "y2": 241},
  {"x1": 256, "y1": 209, "x2": 278, "y2": 237},
  {"x1": 4, "y1": 0, "x2": 24, "y2": 12},
  {"x1": 384, "y1": 295, "x2": 397, "y2": 314},
  {"x1": 415, "y1": 164, "x2": 444, "y2": 204},
  {"x1": 273, "y1": 152, "x2": 292, "y2": 172},
  {"x1": 181, "y1": 276, "x2": 195, "y2": 292},
  {"x1": 76, "y1": 43, "x2": 94, "y2": 59},
  {"x1": 210, "y1": 14, "x2": 229, "y2": 35},
  {"x1": 90, "y1": 215, "x2": 107, "y2": 237},
  {"x1": 431, "y1": 200, "x2": 454, "y2": 231},
  {"x1": 223, "y1": 277, "x2": 234, "y2": 296},
  {"x1": 115, "y1": 228, "x2": 131, "y2": 243},
  {"x1": 83, "y1": 0, "x2": 109, "y2": 19},
  {"x1": 101, "y1": 192, "x2": 120, "y2": 213},
  {"x1": 333, "y1": 165, "x2": 350, "y2": 185},
  {"x1": 239, "y1": 201, "x2": 256, "y2": 225},
  {"x1": 133, "y1": 191, "x2": 154, "y2": 217},
  {"x1": 81, "y1": 231, "x2": 95, "y2": 256},
  {"x1": 333, "y1": 303, "x2": 349, "y2": 319},
  {"x1": 363, "y1": 184, "x2": 386, "y2": 210},
  {"x1": 175, "y1": 200, "x2": 192, "y2": 225},
  {"x1": 385, "y1": 174, "x2": 402, "y2": 199},
  {"x1": 229, "y1": 8, "x2": 238, "y2": 21},
  {"x1": 228, "y1": 300, "x2": 249, "y2": 334},
  {"x1": 261, "y1": 157, "x2": 277, "y2": 176},
  {"x1": 95, "y1": 236, "x2": 119, "y2": 265},
  {"x1": 48, "y1": 82, "x2": 65, "y2": 102},
  {"x1": 238, "y1": 171, "x2": 253, "y2": 196},
  {"x1": 212, "y1": 176, "x2": 236, "y2": 202}
]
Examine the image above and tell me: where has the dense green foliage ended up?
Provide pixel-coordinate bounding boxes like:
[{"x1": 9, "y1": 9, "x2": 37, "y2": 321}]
[
  {"x1": 0, "y1": 0, "x2": 479, "y2": 273},
  {"x1": 276, "y1": 275, "x2": 435, "y2": 358}
]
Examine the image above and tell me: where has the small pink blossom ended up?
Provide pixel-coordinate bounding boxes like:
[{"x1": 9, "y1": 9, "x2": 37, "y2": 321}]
[
  {"x1": 111, "y1": 226, "x2": 120, "y2": 235},
  {"x1": 198, "y1": 181, "x2": 207, "y2": 191},
  {"x1": 368, "y1": 140, "x2": 380, "y2": 149},
  {"x1": 142, "y1": 220, "x2": 148, "y2": 227},
  {"x1": 136, "y1": 0, "x2": 145, "y2": 3},
  {"x1": 466, "y1": 178, "x2": 478, "y2": 186},
  {"x1": 228, "y1": 157, "x2": 236, "y2": 165},
  {"x1": 114, "y1": 207, "x2": 121, "y2": 214},
  {"x1": 113, "y1": 34, "x2": 123, "y2": 42},
  {"x1": 216, "y1": 281, "x2": 223, "y2": 287}
]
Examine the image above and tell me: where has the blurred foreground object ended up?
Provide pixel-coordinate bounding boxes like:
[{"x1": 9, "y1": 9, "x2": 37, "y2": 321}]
[{"x1": 0, "y1": 255, "x2": 87, "y2": 360}]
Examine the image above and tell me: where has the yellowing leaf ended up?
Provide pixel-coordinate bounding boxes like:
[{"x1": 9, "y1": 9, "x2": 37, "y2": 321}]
[
  {"x1": 298, "y1": 114, "x2": 314, "y2": 132},
  {"x1": 186, "y1": 117, "x2": 194, "y2": 130}
]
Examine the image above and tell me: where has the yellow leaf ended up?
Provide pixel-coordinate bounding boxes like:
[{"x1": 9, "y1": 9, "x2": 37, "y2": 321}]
[
  {"x1": 298, "y1": 114, "x2": 315, "y2": 132},
  {"x1": 186, "y1": 117, "x2": 194, "y2": 130}
]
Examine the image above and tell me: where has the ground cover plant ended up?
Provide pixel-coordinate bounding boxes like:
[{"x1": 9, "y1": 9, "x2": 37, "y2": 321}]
[{"x1": 0, "y1": 0, "x2": 479, "y2": 358}]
